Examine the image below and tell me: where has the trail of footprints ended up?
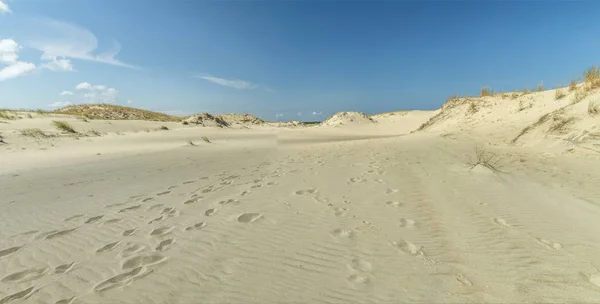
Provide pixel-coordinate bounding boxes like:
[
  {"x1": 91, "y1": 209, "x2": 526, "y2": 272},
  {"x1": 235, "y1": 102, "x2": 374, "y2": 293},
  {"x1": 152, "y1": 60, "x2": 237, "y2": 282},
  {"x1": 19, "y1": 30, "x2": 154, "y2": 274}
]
[{"x1": 0, "y1": 172, "x2": 271, "y2": 303}]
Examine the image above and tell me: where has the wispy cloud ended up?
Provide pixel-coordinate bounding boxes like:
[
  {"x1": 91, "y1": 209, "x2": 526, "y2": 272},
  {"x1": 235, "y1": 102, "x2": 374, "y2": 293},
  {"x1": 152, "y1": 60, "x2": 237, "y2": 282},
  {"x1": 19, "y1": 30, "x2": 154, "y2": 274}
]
[
  {"x1": 72, "y1": 82, "x2": 119, "y2": 103},
  {"x1": 127, "y1": 99, "x2": 133, "y2": 104},
  {"x1": 312, "y1": 111, "x2": 323, "y2": 116},
  {"x1": 0, "y1": 39, "x2": 36, "y2": 81},
  {"x1": 275, "y1": 113, "x2": 284, "y2": 118},
  {"x1": 194, "y1": 74, "x2": 256, "y2": 89},
  {"x1": 48, "y1": 101, "x2": 72, "y2": 108},
  {"x1": 59, "y1": 91, "x2": 73, "y2": 96},
  {"x1": 0, "y1": 0, "x2": 11, "y2": 14},
  {"x1": 24, "y1": 17, "x2": 137, "y2": 69},
  {"x1": 42, "y1": 57, "x2": 75, "y2": 72}
]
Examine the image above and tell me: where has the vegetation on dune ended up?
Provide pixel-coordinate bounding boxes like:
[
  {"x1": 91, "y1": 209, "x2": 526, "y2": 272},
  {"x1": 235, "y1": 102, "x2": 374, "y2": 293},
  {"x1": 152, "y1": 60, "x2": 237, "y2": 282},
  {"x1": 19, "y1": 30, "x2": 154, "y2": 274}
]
[
  {"x1": 52, "y1": 121, "x2": 77, "y2": 134},
  {"x1": 21, "y1": 128, "x2": 50, "y2": 138},
  {"x1": 55, "y1": 104, "x2": 181, "y2": 122}
]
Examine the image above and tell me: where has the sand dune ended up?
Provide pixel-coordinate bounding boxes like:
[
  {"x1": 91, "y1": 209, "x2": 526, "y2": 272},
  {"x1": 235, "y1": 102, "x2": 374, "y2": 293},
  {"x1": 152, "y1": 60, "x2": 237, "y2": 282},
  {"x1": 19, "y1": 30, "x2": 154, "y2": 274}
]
[{"x1": 1, "y1": 94, "x2": 600, "y2": 303}]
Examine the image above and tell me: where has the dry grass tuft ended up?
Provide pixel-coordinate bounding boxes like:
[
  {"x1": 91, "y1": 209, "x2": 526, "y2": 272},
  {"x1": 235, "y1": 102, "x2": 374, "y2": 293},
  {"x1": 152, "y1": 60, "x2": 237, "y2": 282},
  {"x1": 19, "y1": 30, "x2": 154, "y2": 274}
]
[
  {"x1": 572, "y1": 89, "x2": 588, "y2": 104},
  {"x1": 188, "y1": 140, "x2": 196, "y2": 146},
  {"x1": 182, "y1": 121, "x2": 189, "y2": 125},
  {"x1": 537, "y1": 82, "x2": 544, "y2": 92},
  {"x1": 21, "y1": 128, "x2": 50, "y2": 138},
  {"x1": 87, "y1": 129, "x2": 102, "y2": 136},
  {"x1": 159, "y1": 126, "x2": 169, "y2": 130},
  {"x1": 547, "y1": 115, "x2": 576, "y2": 134},
  {"x1": 555, "y1": 88, "x2": 565, "y2": 100},
  {"x1": 52, "y1": 121, "x2": 77, "y2": 134},
  {"x1": 201, "y1": 136, "x2": 211, "y2": 143},
  {"x1": 468, "y1": 147, "x2": 501, "y2": 172},
  {"x1": 0, "y1": 111, "x2": 15, "y2": 120},
  {"x1": 588, "y1": 101, "x2": 600, "y2": 116},
  {"x1": 569, "y1": 80, "x2": 578, "y2": 91},
  {"x1": 480, "y1": 87, "x2": 494, "y2": 97},
  {"x1": 584, "y1": 66, "x2": 600, "y2": 89}
]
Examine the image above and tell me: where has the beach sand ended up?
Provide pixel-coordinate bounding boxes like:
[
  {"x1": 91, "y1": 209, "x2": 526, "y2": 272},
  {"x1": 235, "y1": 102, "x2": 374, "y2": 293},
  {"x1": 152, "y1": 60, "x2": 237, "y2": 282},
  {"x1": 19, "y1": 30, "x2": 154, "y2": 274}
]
[{"x1": 1, "y1": 89, "x2": 600, "y2": 303}]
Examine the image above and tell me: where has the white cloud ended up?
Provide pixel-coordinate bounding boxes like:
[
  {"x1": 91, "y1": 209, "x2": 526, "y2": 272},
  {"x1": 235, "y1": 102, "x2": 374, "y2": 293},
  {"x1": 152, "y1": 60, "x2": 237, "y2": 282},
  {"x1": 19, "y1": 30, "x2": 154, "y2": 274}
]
[
  {"x1": 60, "y1": 91, "x2": 73, "y2": 96},
  {"x1": 312, "y1": 111, "x2": 323, "y2": 116},
  {"x1": 127, "y1": 99, "x2": 133, "y2": 104},
  {"x1": 24, "y1": 17, "x2": 137, "y2": 69},
  {"x1": 48, "y1": 101, "x2": 72, "y2": 108},
  {"x1": 275, "y1": 113, "x2": 284, "y2": 117},
  {"x1": 0, "y1": 39, "x2": 36, "y2": 81},
  {"x1": 42, "y1": 56, "x2": 74, "y2": 72},
  {"x1": 194, "y1": 74, "x2": 256, "y2": 89},
  {"x1": 72, "y1": 82, "x2": 119, "y2": 103},
  {"x1": 0, "y1": 1, "x2": 11, "y2": 14}
]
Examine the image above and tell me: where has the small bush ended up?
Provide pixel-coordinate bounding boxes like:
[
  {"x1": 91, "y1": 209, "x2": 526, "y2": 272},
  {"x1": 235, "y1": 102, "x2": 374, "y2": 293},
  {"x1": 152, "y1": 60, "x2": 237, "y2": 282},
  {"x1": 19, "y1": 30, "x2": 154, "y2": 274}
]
[
  {"x1": 468, "y1": 147, "x2": 500, "y2": 172},
  {"x1": 52, "y1": 121, "x2": 77, "y2": 134},
  {"x1": 182, "y1": 121, "x2": 189, "y2": 125},
  {"x1": 201, "y1": 136, "x2": 211, "y2": 143},
  {"x1": 21, "y1": 128, "x2": 49, "y2": 138},
  {"x1": 480, "y1": 87, "x2": 494, "y2": 97},
  {"x1": 588, "y1": 101, "x2": 600, "y2": 116},
  {"x1": 555, "y1": 88, "x2": 565, "y2": 100},
  {"x1": 159, "y1": 126, "x2": 169, "y2": 130}
]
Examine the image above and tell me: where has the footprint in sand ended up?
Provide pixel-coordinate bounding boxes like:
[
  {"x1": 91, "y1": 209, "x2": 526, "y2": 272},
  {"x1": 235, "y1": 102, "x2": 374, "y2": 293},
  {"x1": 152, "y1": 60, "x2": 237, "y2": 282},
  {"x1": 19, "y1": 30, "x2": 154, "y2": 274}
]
[
  {"x1": 346, "y1": 274, "x2": 370, "y2": 286},
  {"x1": 186, "y1": 222, "x2": 207, "y2": 231},
  {"x1": 332, "y1": 228, "x2": 355, "y2": 240},
  {"x1": 386, "y1": 201, "x2": 402, "y2": 207},
  {"x1": 240, "y1": 191, "x2": 251, "y2": 196},
  {"x1": 205, "y1": 208, "x2": 217, "y2": 216},
  {"x1": 0, "y1": 286, "x2": 36, "y2": 303},
  {"x1": 44, "y1": 228, "x2": 78, "y2": 240},
  {"x1": 237, "y1": 213, "x2": 262, "y2": 223},
  {"x1": 156, "y1": 191, "x2": 171, "y2": 196},
  {"x1": 64, "y1": 214, "x2": 84, "y2": 222},
  {"x1": 168, "y1": 185, "x2": 178, "y2": 190},
  {"x1": 536, "y1": 238, "x2": 563, "y2": 250},
  {"x1": 93, "y1": 266, "x2": 150, "y2": 293},
  {"x1": 184, "y1": 197, "x2": 203, "y2": 205},
  {"x1": 334, "y1": 207, "x2": 349, "y2": 217},
  {"x1": 55, "y1": 296, "x2": 75, "y2": 304},
  {"x1": 85, "y1": 215, "x2": 104, "y2": 224},
  {"x1": 161, "y1": 207, "x2": 179, "y2": 218},
  {"x1": 118, "y1": 205, "x2": 142, "y2": 213},
  {"x1": 103, "y1": 218, "x2": 122, "y2": 225},
  {"x1": 182, "y1": 180, "x2": 196, "y2": 185},
  {"x1": 294, "y1": 189, "x2": 318, "y2": 196},
  {"x1": 347, "y1": 177, "x2": 366, "y2": 184},
  {"x1": 399, "y1": 218, "x2": 417, "y2": 229},
  {"x1": 142, "y1": 198, "x2": 154, "y2": 203},
  {"x1": 150, "y1": 226, "x2": 174, "y2": 237},
  {"x1": 219, "y1": 199, "x2": 238, "y2": 205},
  {"x1": 456, "y1": 274, "x2": 473, "y2": 286},
  {"x1": 96, "y1": 241, "x2": 120, "y2": 253},
  {"x1": 54, "y1": 262, "x2": 75, "y2": 274},
  {"x1": 148, "y1": 216, "x2": 164, "y2": 225},
  {"x1": 149, "y1": 204, "x2": 164, "y2": 211},
  {"x1": 492, "y1": 218, "x2": 510, "y2": 227},
  {"x1": 0, "y1": 246, "x2": 23, "y2": 258},
  {"x1": 155, "y1": 239, "x2": 175, "y2": 251},
  {"x1": 390, "y1": 240, "x2": 424, "y2": 256},
  {"x1": 122, "y1": 229, "x2": 137, "y2": 236},
  {"x1": 122, "y1": 253, "x2": 168, "y2": 270},
  {"x1": 105, "y1": 202, "x2": 127, "y2": 209},
  {"x1": 2, "y1": 268, "x2": 49, "y2": 283},
  {"x1": 348, "y1": 258, "x2": 372, "y2": 272},
  {"x1": 386, "y1": 189, "x2": 399, "y2": 194},
  {"x1": 120, "y1": 244, "x2": 147, "y2": 258}
]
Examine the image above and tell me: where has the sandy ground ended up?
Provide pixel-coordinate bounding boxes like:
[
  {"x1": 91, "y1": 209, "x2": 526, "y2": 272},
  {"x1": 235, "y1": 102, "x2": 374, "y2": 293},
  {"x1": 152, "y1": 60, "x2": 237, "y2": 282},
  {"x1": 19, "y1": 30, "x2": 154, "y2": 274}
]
[{"x1": 2, "y1": 103, "x2": 600, "y2": 303}]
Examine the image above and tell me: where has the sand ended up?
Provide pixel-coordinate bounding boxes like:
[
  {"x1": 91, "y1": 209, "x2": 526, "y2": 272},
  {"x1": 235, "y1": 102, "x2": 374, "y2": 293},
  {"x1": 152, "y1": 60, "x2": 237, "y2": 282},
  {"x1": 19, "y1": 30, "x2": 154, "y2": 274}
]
[{"x1": 1, "y1": 89, "x2": 600, "y2": 303}]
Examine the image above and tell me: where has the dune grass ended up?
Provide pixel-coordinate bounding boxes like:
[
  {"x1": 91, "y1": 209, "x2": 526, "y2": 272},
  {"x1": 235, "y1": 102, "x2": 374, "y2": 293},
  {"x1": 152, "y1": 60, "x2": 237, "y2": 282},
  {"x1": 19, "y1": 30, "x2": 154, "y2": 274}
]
[
  {"x1": 588, "y1": 101, "x2": 599, "y2": 116},
  {"x1": 555, "y1": 88, "x2": 565, "y2": 100},
  {"x1": 201, "y1": 136, "x2": 211, "y2": 143},
  {"x1": 21, "y1": 128, "x2": 50, "y2": 138},
  {"x1": 468, "y1": 147, "x2": 501, "y2": 172},
  {"x1": 52, "y1": 121, "x2": 77, "y2": 134},
  {"x1": 480, "y1": 87, "x2": 494, "y2": 97}
]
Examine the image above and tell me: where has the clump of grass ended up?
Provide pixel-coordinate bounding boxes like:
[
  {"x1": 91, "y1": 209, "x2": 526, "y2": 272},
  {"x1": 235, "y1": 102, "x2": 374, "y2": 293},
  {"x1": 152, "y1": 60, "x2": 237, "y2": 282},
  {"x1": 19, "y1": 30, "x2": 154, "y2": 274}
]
[
  {"x1": 159, "y1": 126, "x2": 169, "y2": 130},
  {"x1": 511, "y1": 112, "x2": 552, "y2": 144},
  {"x1": 588, "y1": 101, "x2": 600, "y2": 116},
  {"x1": 52, "y1": 121, "x2": 77, "y2": 134},
  {"x1": 188, "y1": 140, "x2": 196, "y2": 146},
  {"x1": 468, "y1": 147, "x2": 500, "y2": 172},
  {"x1": 480, "y1": 87, "x2": 494, "y2": 97},
  {"x1": 523, "y1": 87, "x2": 530, "y2": 94},
  {"x1": 572, "y1": 89, "x2": 587, "y2": 104},
  {"x1": 547, "y1": 115, "x2": 576, "y2": 134},
  {"x1": 517, "y1": 100, "x2": 532, "y2": 112},
  {"x1": 510, "y1": 92, "x2": 520, "y2": 99},
  {"x1": 0, "y1": 133, "x2": 5, "y2": 144},
  {"x1": 88, "y1": 129, "x2": 101, "y2": 136},
  {"x1": 467, "y1": 100, "x2": 478, "y2": 114},
  {"x1": 21, "y1": 128, "x2": 49, "y2": 138},
  {"x1": 536, "y1": 82, "x2": 544, "y2": 92},
  {"x1": 182, "y1": 121, "x2": 189, "y2": 125},
  {"x1": 555, "y1": 88, "x2": 565, "y2": 100},
  {"x1": 0, "y1": 111, "x2": 14, "y2": 120},
  {"x1": 569, "y1": 80, "x2": 578, "y2": 91},
  {"x1": 201, "y1": 136, "x2": 211, "y2": 143},
  {"x1": 584, "y1": 66, "x2": 600, "y2": 89}
]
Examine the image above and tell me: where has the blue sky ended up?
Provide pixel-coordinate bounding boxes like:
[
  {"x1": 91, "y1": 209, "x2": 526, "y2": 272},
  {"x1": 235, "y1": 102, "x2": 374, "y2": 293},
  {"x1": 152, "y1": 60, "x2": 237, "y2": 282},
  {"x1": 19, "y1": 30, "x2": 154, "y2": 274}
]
[{"x1": 1, "y1": 0, "x2": 600, "y2": 121}]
